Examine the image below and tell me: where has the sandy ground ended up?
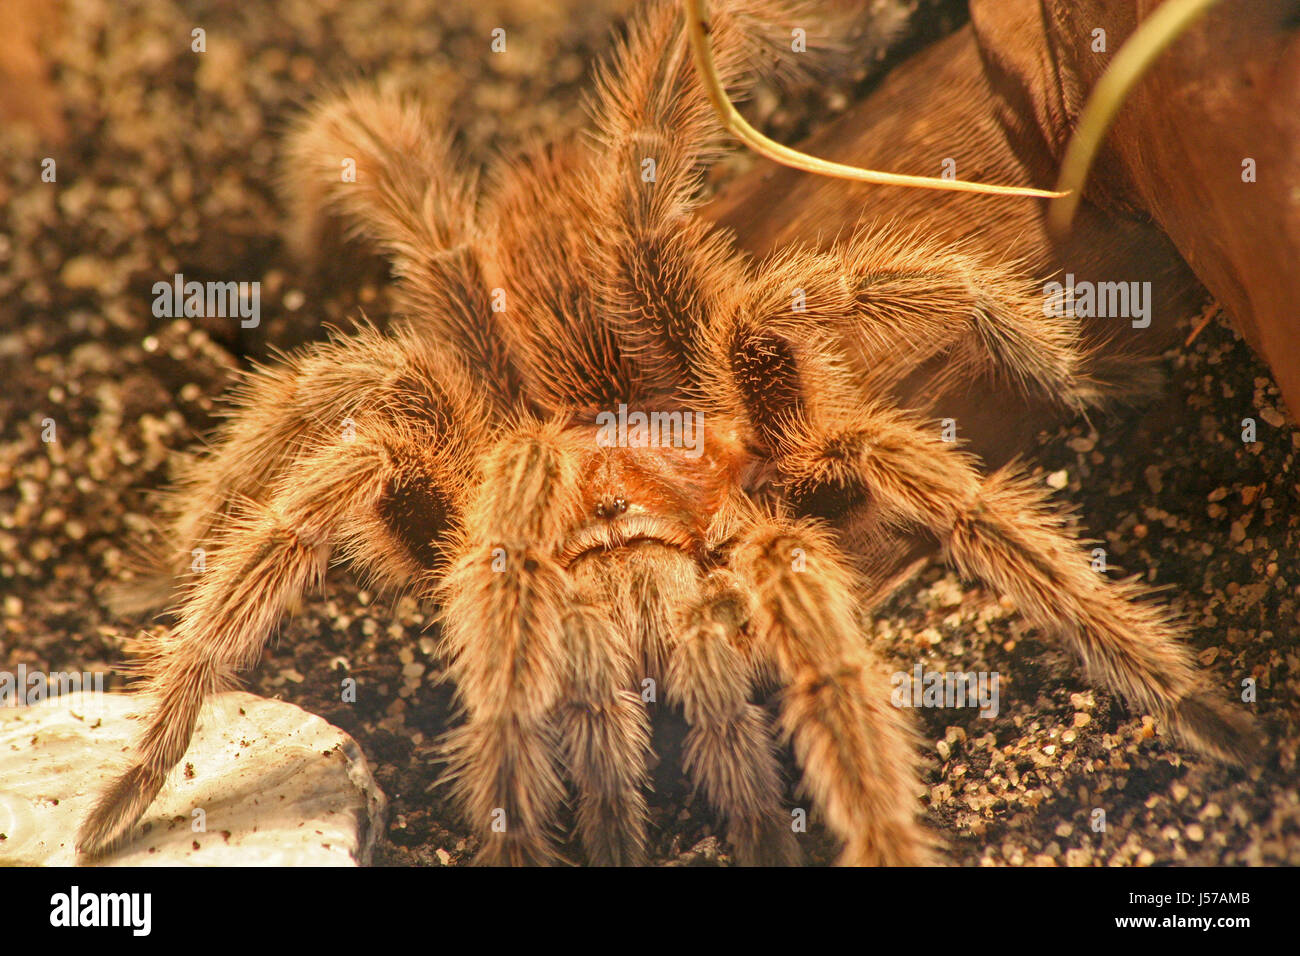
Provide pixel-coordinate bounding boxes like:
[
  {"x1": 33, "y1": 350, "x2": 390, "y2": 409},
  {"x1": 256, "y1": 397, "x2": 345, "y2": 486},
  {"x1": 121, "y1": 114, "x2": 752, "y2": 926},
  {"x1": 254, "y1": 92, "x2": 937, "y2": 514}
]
[{"x1": 1, "y1": 0, "x2": 1296, "y2": 866}]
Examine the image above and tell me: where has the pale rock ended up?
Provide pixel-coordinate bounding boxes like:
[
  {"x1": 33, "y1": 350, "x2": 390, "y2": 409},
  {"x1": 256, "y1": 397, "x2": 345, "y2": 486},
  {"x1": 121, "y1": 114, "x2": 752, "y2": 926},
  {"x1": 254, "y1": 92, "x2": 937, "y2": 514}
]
[{"x1": 0, "y1": 691, "x2": 386, "y2": 866}]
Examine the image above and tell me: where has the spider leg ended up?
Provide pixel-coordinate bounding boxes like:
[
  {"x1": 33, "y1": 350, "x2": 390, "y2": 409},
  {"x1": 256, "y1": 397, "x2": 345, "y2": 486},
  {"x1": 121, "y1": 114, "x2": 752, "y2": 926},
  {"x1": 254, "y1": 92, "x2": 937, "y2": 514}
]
[
  {"x1": 436, "y1": 421, "x2": 616, "y2": 865},
  {"x1": 118, "y1": 326, "x2": 478, "y2": 609},
  {"x1": 564, "y1": 542, "x2": 793, "y2": 865},
  {"x1": 711, "y1": 266, "x2": 1256, "y2": 763},
  {"x1": 774, "y1": 403, "x2": 1258, "y2": 763},
  {"x1": 664, "y1": 569, "x2": 797, "y2": 865},
  {"x1": 79, "y1": 412, "x2": 464, "y2": 857},
  {"x1": 584, "y1": 0, "x2": 817, "y2": 388},
  {"x1": 730, "y1": 518, "x2": 936, "y2": 866},
  {"x1": 477, "y1": 1, "x2": 808, "y2": 406},
  {"x1": 739, "y1": 226, "x2": 1091, "y2": 415},
  {"x1": 283, "y1": 84, "x2": 525, "y2": 411},
  {"x1": 553, "y1": 605, "x2": 652, "y2": 866},
  {"x1": 480, "y1": 140, "x2": 647, "y2": 411}
]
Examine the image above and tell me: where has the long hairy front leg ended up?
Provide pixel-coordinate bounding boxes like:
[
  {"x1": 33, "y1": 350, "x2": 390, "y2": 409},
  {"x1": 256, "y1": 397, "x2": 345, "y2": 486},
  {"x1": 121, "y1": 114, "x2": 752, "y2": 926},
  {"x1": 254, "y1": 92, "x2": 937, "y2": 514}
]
[
  {"x1": 283, "y1": 84, "x2": 523, "y2": 410},
  {"x1": 115, "y1": 326, "x2": 480, "y2": 613},
  {"x1": 79, "y1": 426, "x2": 443, "y2": 857},
  {"x1": 778, "y1": 403, "x2": 1260, "y2": 763},
  {"x1": 665, "y1": 569, "x2": 796, "y2": 865},
  {"x1": 731, "y1": 518, "x2": 936, "y2": 866},
  {"x1": 435, "y1": 421, "x2": 588, "y2": 866},
  {"x1": 584, "y1": 0, "x2": 825, "y2": 387},
  {"x1": 738, "y1": 227, "x2": 1092, "y2": 409},
  {"x1": 711, "y1": 277, "x2": 1257, "y2": 764},
  {"x1": 552, "y1": 604, "x2": 652, "y2": 866}
]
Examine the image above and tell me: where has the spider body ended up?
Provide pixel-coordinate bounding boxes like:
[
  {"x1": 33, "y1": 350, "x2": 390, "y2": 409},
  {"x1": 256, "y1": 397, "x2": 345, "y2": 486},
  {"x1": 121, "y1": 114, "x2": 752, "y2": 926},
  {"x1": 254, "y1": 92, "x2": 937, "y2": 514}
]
[{"x1": 80, "y1": 0, "x2": 1254, "y2": 866}]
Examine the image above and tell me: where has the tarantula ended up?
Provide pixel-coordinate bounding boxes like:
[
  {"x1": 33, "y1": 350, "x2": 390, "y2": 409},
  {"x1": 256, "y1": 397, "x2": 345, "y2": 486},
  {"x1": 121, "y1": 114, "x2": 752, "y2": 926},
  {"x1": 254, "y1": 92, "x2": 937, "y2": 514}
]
[{"x1": 80, "y1": 0, "x2": 1255, "y2": 865}]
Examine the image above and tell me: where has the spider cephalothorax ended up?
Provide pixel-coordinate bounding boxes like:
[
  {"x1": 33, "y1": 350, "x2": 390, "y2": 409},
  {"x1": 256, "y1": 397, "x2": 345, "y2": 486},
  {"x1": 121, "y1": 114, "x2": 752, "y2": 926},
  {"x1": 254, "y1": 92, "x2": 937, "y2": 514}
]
[{"x1": 80, "y1": 0, "x2": 1255, "y2": 865}]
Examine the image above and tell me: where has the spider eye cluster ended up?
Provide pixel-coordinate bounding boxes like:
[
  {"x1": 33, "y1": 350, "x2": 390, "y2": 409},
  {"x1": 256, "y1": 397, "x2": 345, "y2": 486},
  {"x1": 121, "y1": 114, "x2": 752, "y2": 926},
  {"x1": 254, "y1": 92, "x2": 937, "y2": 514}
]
[{"x1": 594, "y1": 496, "x2": 629, "y2": 518}]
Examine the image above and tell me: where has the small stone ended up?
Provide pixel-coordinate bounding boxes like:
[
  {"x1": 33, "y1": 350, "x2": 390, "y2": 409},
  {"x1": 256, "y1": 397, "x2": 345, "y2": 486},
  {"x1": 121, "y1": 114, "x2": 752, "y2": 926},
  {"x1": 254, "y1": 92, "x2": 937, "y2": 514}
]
[
  {"x1": 1046, "y1": 470, "x2": 1069, "y2": 490},
  {"x1": 1143, "y1": 465, "x2": 1163, "y2": 494},
  {"x1": 917, "y1": 626, "x2": 942, "y2": 647},
  {"x1": 1258, "y1": 406, "x2": 1286, "y2": 428},
  {"x1": 60, "y1": 256, "x2": 110, "y2": 290}
]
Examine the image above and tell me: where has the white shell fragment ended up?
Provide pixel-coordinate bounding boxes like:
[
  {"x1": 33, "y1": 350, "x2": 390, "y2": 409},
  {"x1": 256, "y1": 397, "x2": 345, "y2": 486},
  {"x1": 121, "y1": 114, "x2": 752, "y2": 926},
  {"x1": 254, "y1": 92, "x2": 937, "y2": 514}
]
[{"x1": 0, "y1": 691, "x2": 387, "y2": 866}]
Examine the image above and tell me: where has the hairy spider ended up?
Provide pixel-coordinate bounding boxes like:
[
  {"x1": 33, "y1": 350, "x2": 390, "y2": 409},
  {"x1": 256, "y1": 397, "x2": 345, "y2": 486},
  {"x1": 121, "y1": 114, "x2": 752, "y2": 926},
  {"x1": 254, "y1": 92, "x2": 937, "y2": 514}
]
[{"x1": 80, "y1": 0, "x2": 1255, "y2": 865}]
